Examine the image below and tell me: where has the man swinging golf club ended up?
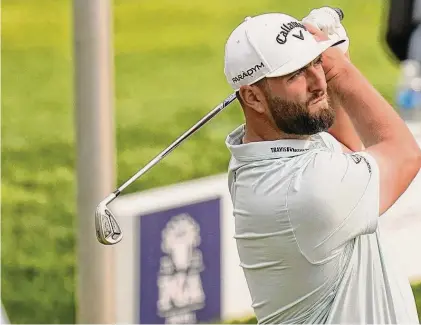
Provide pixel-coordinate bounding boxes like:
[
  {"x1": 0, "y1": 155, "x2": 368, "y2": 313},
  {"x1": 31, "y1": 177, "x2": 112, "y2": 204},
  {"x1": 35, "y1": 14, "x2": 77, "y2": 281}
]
[{"x1": 224, "y1": 7, "x2": 421, "y2": 324}]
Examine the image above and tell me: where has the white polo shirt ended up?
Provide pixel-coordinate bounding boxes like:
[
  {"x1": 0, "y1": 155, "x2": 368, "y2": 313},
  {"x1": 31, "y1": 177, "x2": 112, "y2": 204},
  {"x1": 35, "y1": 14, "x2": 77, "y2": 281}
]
[{"x1": 225, "y1": 124, "x2": 419, "y2": 324}]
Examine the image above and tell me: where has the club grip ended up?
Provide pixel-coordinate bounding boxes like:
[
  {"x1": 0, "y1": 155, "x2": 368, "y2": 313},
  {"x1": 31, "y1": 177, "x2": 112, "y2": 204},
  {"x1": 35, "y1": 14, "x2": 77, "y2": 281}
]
[{"x1": 332, "y1": 8, "x2": 344, "y2": 21}]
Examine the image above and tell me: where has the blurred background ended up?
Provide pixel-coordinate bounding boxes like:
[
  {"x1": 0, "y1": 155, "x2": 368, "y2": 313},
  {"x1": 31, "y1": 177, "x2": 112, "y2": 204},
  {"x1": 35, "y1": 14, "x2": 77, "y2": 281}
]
[{"x1": 2, "y1": 0, "x2": 421, "y2": 323}]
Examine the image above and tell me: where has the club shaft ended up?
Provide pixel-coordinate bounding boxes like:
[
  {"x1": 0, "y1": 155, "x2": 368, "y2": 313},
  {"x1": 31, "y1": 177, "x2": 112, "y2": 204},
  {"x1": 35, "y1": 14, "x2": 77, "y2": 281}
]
[{"x1": 116, "y1": 93, "x2": 237, "y2": 194}]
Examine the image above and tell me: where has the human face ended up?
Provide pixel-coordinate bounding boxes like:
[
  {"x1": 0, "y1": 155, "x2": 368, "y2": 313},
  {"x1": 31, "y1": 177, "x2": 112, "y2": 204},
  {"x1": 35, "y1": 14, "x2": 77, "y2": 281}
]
[{"x1": 261, "y1": 55, "x2": 335, "y2": 135}]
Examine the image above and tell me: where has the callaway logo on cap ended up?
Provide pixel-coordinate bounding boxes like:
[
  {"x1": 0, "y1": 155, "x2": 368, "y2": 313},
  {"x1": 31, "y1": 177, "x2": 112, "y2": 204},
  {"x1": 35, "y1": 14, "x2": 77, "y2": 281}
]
[{"x1": 224, "y1": 13, "x2": 342, "y2": 91}]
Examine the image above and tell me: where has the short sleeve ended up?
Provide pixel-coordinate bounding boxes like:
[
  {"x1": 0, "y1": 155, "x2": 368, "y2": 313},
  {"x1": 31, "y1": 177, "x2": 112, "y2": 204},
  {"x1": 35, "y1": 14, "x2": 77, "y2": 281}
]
[{"x1": 287, "y1": 150, "x2": 380, "y2": 264}]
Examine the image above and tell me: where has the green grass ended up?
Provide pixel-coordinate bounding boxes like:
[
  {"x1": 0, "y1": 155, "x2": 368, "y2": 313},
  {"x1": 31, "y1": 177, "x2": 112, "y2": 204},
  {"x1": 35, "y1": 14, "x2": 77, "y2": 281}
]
[
  {"x1": 414, "y1": 282, "x2": 421, "y2": 317},
  {"x1": 1, "y1": 0, "x2": 418, "y2": 323}
]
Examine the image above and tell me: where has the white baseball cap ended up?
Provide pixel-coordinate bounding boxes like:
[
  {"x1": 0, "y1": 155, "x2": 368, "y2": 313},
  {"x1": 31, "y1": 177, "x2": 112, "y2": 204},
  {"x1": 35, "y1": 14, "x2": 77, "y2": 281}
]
[{"x1": 224, "y1": 13, "x2": 342, "y2": 91}]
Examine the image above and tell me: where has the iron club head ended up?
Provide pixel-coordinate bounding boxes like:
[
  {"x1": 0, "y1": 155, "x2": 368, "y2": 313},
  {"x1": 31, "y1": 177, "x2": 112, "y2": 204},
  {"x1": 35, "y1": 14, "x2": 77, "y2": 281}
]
[{"x1": 95, "y1": 201, "x2": 123, "y2": 245}]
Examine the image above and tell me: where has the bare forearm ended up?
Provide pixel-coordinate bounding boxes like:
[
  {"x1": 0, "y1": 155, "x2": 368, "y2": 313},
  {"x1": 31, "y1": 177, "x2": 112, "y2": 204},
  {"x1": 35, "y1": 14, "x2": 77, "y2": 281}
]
[
  {"x1": 328, "y1": 58, "x2": 421, "y2": 214},
  {"x1": 328, "y1": 60, "x2": 418, "y2": 150},
  {"x1": 327, "y1": 88, "x2": 364, "y2": 152}
]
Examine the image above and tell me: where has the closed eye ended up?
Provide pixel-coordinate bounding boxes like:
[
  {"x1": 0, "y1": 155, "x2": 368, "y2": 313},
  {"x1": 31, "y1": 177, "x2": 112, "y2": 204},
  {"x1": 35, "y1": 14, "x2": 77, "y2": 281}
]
[
  {"x1": 289, "y1": 69, "x2": 305, "y2": 80},
  {"x1": 289, "y1": 56, "x2": 323, "y2": 80},
  {"x1": 314, "y1": 55, "x2": 323, "y2": 66}
]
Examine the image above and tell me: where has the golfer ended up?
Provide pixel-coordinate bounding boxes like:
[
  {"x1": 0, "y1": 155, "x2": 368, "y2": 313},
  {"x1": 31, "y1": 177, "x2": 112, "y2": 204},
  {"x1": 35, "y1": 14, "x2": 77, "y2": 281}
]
[{"x1": 224, "y1": 9, "x2": 421, "y2": 324}]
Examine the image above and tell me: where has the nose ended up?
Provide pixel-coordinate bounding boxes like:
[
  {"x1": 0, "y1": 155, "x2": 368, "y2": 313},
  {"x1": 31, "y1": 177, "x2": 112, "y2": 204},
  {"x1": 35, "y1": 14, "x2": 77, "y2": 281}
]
[{"x1": 306, "y1": 65, "x2": 327, "y2": 93}]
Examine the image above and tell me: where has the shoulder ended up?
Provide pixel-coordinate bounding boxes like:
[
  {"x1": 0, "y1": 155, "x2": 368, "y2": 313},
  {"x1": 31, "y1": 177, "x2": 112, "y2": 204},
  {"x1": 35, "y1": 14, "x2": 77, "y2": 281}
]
[
  {"x1": 287, "y1": 150, "x2": 380, "y2": 262},
  {"x1": 290, "y1": 150, "x2": 378, "y2": 208}
]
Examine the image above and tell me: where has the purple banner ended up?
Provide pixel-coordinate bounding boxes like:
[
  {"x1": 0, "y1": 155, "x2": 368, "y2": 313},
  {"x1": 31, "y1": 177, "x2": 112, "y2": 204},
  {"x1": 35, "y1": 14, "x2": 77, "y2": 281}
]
[{"x1": 139, "y1": 198, "x2": 221, "y2": 324}]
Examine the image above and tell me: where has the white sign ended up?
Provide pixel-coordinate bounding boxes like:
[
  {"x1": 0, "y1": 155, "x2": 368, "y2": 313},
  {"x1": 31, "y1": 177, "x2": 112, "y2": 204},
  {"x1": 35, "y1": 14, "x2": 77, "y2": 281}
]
[{"x1": 112, "y1": 174, "x2": 253, "y2": 324}]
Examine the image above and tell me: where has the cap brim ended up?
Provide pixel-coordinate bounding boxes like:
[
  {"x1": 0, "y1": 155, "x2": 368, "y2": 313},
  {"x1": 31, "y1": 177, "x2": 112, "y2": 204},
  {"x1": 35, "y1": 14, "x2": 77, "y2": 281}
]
[{"x1": 266, "y1": 38, "x2": 343, "y2": 78}]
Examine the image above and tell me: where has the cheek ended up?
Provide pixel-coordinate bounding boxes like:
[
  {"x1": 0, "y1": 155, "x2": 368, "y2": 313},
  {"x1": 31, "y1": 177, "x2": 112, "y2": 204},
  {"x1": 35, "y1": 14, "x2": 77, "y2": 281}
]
[
  {"x1": 285, "y1": 81, "x2": 308, "y2": 103},
  {"x1": 267, "y1": 78, "x2": 308, "y2": 104}
]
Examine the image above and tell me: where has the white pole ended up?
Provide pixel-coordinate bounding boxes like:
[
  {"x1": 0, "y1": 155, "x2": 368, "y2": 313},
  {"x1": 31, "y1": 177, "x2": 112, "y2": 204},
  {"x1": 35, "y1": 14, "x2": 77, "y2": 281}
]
[
  {"x1": 1, "y1": 302, "x2": 10, "y2": 324},
  {"x1": 73, "y1": 0, "x2": 116, "y2": 323}
]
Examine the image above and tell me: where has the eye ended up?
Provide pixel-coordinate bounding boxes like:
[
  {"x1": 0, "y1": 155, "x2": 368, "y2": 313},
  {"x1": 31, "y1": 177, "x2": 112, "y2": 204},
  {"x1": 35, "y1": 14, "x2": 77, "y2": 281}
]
[
  {"x1": 290, "y1": 69, "x2": 304, "y2": 80},
  {"x1": 314, "y1": 56, "x2": 323, "y2": 66}
]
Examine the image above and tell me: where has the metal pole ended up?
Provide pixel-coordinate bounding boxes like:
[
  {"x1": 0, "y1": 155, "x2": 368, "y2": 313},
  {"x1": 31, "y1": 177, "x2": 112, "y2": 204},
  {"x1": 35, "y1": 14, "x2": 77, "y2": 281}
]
[{"x1": 73, "y1": 0, "x2": 116, "y2": 323}]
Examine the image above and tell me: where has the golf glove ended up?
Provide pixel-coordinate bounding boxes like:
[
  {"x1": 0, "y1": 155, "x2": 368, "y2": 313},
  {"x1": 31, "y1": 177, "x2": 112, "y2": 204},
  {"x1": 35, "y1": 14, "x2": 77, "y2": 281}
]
[{"x1": 302, "y1": 7, "x2": 350, "y2": 54}]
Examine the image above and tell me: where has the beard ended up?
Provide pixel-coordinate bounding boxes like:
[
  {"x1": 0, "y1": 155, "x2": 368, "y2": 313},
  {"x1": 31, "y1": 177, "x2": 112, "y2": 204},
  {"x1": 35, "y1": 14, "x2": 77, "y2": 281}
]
[{"x1": 266, "y1": 94, "x2": 335, "y2": 135}]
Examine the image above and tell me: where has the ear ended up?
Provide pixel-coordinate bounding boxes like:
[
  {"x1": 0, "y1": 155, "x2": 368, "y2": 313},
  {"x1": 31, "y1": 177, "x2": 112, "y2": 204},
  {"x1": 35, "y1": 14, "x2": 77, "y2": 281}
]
[{"x1": 238, "y1": 85, "x2": 266, "y2": 114}]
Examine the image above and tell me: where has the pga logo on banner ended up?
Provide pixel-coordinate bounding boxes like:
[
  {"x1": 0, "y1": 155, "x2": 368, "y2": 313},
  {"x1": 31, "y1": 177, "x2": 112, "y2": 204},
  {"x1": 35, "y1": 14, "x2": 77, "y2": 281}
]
[
  {"x1": 139, "y1": 198, "x2": 221, "y2": 324},
  {"x1": 158, "y1": 214, "x2": 205, "y2": 319}
]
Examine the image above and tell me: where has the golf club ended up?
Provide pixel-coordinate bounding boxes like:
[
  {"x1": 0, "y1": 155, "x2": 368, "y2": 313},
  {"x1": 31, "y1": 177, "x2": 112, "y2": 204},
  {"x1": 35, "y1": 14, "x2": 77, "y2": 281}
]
[
  {"x1": 95, "y1": 7, "x2": 345, "y2": 245},
  {"x1": 95, "y1": 92, "x2": 237, "y2": 245}
]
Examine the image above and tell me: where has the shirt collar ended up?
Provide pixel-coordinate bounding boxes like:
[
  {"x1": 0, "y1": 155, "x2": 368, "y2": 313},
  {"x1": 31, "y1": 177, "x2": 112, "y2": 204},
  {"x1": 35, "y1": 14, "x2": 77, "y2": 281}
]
[{"x1": 225, "y1": 124, "x2": 321, "y2": 161}]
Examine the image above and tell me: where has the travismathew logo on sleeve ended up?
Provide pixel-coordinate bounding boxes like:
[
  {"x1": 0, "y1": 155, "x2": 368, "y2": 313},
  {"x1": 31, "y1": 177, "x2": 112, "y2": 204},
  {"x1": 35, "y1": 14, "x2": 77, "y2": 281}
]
[
  {"x1": 232, "y1": 62, "x2": 265, "y2": 84},
  {"x1": 270, "y1": 147, "x2": 308, "y2": 153},
  {"x1": 276, "y1": 21, "x2": 306, "y2": 44},
  {"x1": 350, "y1": 154, "x2": 362, "y2": 164},
  {"x1": 350, "y1": 154, "x2": 372, "y2": 174}
]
